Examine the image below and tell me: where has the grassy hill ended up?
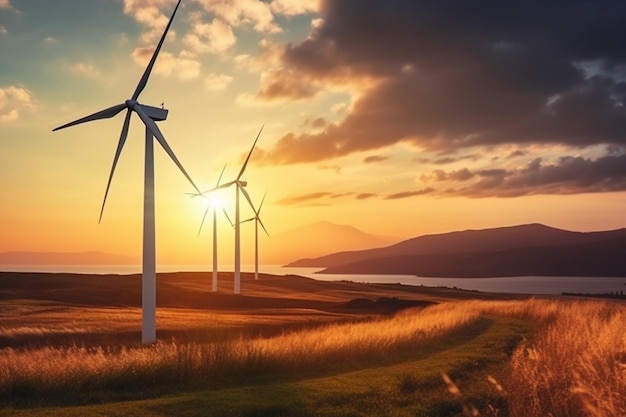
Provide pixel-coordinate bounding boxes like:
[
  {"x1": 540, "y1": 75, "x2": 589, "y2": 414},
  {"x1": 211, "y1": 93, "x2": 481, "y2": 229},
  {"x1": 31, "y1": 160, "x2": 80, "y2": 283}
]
[{"x1": 0, "y1": 271, "x2": 623, "y2": 416}]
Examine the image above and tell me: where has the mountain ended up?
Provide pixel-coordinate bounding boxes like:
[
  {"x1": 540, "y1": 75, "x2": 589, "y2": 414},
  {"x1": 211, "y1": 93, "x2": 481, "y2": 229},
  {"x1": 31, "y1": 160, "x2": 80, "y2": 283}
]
[
  {"x1": 0, "y1": 251, "x2": 136, "y2": 265},
  {"x1": 262, "y1": 221, "x2": 398, "y2": 265},
  {"x1": 287, "y1": 223, "x2": 626, "y2": 277}
]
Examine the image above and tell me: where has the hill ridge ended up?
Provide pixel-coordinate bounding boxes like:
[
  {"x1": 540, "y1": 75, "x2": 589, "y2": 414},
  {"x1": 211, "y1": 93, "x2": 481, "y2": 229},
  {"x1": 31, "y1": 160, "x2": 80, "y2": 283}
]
[{"x1": 287, "y1": 223, "x2": 626, "y2": 277}]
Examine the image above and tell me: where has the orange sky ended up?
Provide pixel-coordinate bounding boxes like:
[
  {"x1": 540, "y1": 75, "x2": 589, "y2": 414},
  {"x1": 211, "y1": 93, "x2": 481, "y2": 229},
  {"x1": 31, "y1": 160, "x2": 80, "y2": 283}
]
[{"x1": 2, "y1": 0, "x2": 626, "y2": 266}]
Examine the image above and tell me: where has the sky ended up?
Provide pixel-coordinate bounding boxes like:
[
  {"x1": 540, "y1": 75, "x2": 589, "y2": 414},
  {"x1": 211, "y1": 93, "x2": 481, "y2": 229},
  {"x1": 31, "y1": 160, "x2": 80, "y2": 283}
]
[{"x1": 2, "y1": 0, "x2": 626, "y2": 266}]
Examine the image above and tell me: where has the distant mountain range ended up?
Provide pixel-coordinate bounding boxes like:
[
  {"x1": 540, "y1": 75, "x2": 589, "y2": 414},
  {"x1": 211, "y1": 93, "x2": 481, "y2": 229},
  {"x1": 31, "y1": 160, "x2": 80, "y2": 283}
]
[
  {"x1": 263, "y1": 221, "x2": 397, "y2": 265},
  {"x1": 0, "y1": 251, "x2": 136, "y2": 265},
  {"x1": 286, "y1": 224, "x2": 626, "y2": 277}
]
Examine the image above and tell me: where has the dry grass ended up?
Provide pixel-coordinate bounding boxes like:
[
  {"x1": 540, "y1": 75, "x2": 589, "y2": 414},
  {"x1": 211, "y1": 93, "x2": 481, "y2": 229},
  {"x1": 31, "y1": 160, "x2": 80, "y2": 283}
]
[
  {"x1": 1, "y1": 273, "x2": 624, "y2": 416},
  {"x1": 0, "y1": 302, "x2": 479, "y2": 403},
  {"x1": 508, "y1": 300, "x2": 625, "y2": 417}
]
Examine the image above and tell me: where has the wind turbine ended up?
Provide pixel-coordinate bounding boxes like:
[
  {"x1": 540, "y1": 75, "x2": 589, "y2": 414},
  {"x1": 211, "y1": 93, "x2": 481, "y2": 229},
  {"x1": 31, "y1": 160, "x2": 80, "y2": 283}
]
[
  {"x1": 201, "y1": 126, "x2": 263, "y2": 294},
  {"x1": 52, "y1": 0, "x2": 199, "y2": 344},
  {"x1": 196, "y1": 165, "x2": 234, "y2": 292},
  {"x1": 242, "y1": 192, "x2": 269, "y2": 281}
]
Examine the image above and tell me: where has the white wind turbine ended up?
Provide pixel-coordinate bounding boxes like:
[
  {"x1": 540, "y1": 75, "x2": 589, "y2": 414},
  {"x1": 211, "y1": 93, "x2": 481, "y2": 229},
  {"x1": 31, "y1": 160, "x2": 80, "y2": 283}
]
[
  {"x1": 52, "y1": 0, "x2": 199, "y2": 344},
  {"x1": 242, "y1": 192, "x2": 269, "y2": 281},
  {"x1": 196, "y1": 165, "x2": 234, "y2": 292},
  {"x1": 201, "y1": 126, "x2": 263, "y2": 294}
]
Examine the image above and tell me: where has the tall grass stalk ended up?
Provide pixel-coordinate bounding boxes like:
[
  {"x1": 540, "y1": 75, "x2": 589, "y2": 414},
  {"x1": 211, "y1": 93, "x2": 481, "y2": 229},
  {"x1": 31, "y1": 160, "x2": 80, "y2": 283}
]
[{"x1": 509, "y1": 301, "x2": 625, "y2": 417}]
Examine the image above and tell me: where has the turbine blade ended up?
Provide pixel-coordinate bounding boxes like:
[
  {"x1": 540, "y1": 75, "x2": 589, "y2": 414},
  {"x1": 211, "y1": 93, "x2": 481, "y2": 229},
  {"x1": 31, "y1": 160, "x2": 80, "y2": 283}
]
[
  {"x1": 237, "y1": 124, "x2": 264, "y2": 180},
  {"x1": 241, "y1": 218, "x2": 254, "y2": 223},
  {"x1": 200, "y1": 180, "x2": 236, "y2": 195},
  {"x1": 131, "y1": 0, "x2": 182, "y2": 100},
  {"x1": 258, "y1": 217, "x2": 270, "y2": 237},
  {"x1": 198, "y1": 208, "x2": 209, "y2": 237},
  {"x1": 134, "y1": 104, "x2": 202, "y2": 194},
  {"x1": 222, "y1": 208, "x2": 234, "y2": 228},
  {"x1": 216, "y1": 164, "x2": 227, "y2": 187},
  {"x1": 258, "y1": 192, "x2": 267, "y2": 214},
  {"x1": 239, "y1": 186, "x2": 256, "y2": 213},
  {"x1": 53, "y1": 103, "x2": 126, "y2": 131},
  {"x1": 99, "y1": 109, "x2": 132, "y2": 223}
]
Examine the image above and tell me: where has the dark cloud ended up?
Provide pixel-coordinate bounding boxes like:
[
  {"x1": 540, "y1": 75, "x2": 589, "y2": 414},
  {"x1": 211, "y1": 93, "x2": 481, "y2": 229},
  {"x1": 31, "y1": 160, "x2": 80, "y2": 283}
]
[
  {"x1": 432, "y1": 154, "x2": 479, "y2": 165},
  {"x1": 258, "y1": 0, "x2": 626, "y2": 172},
  {"x1": 310, "y1": 117, "x2": 328, "y2": 129},
  {"x1": 422, "y1": 168, "x2": 474, "y2": 182},
  {"x1": 256, "y1": 68, "x2": 318, "y2": 101},
  {"x1": 437, "y1": 154, "x2": 626, "y2": 197},
  {"x1": 330, "y1": 192, "x2": 353, "y2": 199},
  {"x1": 363, "y1": 155, "x2": 389, "y2": 163},
  {"x1": 279, "y1": 152, "x2": 626, "y2": 204},
  {"x1": 507, "y1": 150, "x2": 527, "y2": 159},
  {"x1": 384, "y1": 188, "x2": 435, "y2": 200}
]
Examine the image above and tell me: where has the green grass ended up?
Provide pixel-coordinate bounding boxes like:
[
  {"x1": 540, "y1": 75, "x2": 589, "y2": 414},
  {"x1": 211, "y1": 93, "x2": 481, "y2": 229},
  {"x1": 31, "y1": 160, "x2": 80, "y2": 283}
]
[{"x1": 0, "y1": 315, "x2": 529, "y2": 417}]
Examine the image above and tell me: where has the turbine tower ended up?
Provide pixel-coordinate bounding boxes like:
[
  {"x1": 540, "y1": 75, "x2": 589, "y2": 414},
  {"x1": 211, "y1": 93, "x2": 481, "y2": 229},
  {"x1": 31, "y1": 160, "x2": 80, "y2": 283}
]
[
  {"x1": 242, "y1": 192, "x2": 269, "y2": 280},
  {"x1": 52, "y1": 0, "x2": 198, "y2": 344},
  {"x1": 201, "y1": 126, "x2": 263, "y2": 294},
  {"x1": 196, "y1": 165, "x2": 234, "y2": 292}
]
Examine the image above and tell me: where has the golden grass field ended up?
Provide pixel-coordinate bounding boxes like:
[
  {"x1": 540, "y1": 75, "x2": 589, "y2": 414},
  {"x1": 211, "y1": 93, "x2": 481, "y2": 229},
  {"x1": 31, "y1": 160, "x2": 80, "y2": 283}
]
[{"x1": 0, "y1": 271, "x2": 624, "y2": 417}]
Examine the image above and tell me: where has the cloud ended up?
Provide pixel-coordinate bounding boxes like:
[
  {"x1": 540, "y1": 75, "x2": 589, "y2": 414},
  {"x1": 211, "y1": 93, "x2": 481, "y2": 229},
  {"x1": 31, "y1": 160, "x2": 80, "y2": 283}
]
[
  {"x1": 0, "y1": 85, "x2": 36, "y2": 123},
  {"x1": 418, "y1": 153, "x2": 626, "y2": 198},
  {"x1": 234, "y1": 39, "x2": 285, "y2": 72},
  {"x1": 123, "y1": 0, "x2": 204, "y2": 82},
  {"x1": 0, "y1": 26, "x2": 7, "y2": 35},
  {"x1": 507, "y1": 150, "x2": 528, "y2": 159},
  {"x1": 384, "y1": 188, "x2": 435, "y2": 200},
  {"x1": 431, "y1": 154, "x2": 479, "y2": 165},
  {"x1": 356, "y1": 192, "x2": 377, "y2": 200},
  {"x1": 254, "y1": 67, "x2": 319, "y2": 101},
  {"x1": 123, "y1": 0, "x2": 174, "y2": 44},
  {"x1": 309, "y1": 117, "x2": 327, "y2": 129},
  {"x1": 193, "y1": 0, "x2": 281, "y2": 34},
  {"x1": 255, "y1": 0, "x2": 626, "y2": 175},
  {"x1": 0, "y1": 109, "x2": 17, "y2": 122},
  {"x1": 204, "y1": 72, "x2": 233, "y2": 90},
  {"x1": 363, "y1": 155, "x2": 388, "y2": 163},
  {"x1": 68, "y1": 62, "x2": 100, "y2": 78},
  {"x1": 0, "y1": 0, "x2": 11, "y2": 9},
  {"x1": 184, "y1": 17, "x2": 236, "y2": 54},
  {"x1": 132, "y1": 48, "x2": 200, "y2": 79},
  {"x1": 421, "y1": 168, "x2": 475, "y2": 183},
  {"x1": 270, "y1": 0, "x2": 319, "y2": 16},
  {"x1": 43, "y1": 36, "x2": 58, "y2": 44}
]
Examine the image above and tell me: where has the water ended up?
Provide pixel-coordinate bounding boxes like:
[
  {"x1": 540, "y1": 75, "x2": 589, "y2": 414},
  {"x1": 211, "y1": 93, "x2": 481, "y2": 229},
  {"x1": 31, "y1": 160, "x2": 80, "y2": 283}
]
[{"x1": 2, "y1": 264, "x2": 624, "y2": 295}]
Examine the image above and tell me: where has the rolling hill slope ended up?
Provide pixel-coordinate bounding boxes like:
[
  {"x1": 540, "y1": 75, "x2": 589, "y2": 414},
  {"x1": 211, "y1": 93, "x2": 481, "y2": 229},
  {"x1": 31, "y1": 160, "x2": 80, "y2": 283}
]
[{"x1": 287, "y1": 224, "x2": 626, "y2": 277}]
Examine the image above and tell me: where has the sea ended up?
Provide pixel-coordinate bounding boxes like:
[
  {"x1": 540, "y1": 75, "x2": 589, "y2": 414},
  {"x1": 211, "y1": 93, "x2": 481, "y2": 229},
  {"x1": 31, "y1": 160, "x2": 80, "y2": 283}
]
[{"x1": 1, "y1": 264, "x2": 625, "y2": 296}]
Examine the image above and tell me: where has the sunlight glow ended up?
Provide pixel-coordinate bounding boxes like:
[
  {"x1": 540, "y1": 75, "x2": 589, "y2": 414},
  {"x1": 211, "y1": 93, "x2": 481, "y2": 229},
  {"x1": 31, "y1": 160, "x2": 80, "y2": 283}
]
[{"x1": 203, "y1": 192, "x2": 224, "y2": 210}]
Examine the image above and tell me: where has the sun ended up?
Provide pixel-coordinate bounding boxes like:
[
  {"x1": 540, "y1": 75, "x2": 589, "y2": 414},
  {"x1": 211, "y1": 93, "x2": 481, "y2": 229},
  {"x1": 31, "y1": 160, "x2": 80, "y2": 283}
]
[{"x1": 205, "y1": 192, "x2": 224, "y2": 210}]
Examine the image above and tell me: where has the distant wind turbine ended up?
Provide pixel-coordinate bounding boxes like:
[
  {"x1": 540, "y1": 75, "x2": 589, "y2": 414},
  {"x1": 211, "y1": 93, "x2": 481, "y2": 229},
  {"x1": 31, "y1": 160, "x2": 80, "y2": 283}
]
[
  {"x1": 196, "y1": 165, "x2": 234, "y2": 292},
  {"x1": 242, "y1": 192, "x2": 269, "y2": 280},
  {"x1": 201, "y1": 126, "x2": 263, "y2": 294},
  {"x1": 52, "y1": 0, "x2": 199, "y2": 344}
]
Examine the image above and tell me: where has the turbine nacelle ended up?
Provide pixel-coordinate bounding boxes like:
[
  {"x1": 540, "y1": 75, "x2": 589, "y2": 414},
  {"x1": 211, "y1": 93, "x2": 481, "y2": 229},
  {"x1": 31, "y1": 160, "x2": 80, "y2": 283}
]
[{"x1": 134, "y1": 102, "x2": 168, "y2": 121}]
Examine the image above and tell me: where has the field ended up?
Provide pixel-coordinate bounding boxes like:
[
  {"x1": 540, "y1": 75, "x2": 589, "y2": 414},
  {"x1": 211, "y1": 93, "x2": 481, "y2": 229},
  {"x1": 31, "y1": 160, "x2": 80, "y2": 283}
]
[{"x1": 0, "y1": 271, "x2": 624, "y2": 416}]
